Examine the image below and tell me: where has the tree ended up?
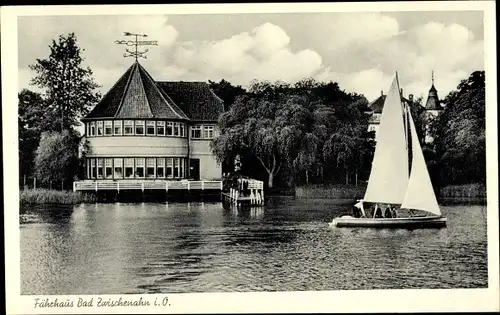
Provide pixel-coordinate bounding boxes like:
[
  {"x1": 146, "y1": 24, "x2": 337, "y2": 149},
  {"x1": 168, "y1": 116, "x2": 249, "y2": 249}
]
[
  {"x1": 208, "y1": 79, "x2": 246, "y2": 111},
  {"x1": 18, "y1": 89, "x2": 48, "y2": 183},
  {"x1": 29, "y1": 33, "x2": 101, "y2": 132},
  {"x1": 212, "y1": 79, "x2": 372, "y2": 188},
  {"x1": 34, "y1": 130, "x2": 81, "y2": 188},
  {"x1": 430, "y1": 71, "x2": 485, "y2": 186}
]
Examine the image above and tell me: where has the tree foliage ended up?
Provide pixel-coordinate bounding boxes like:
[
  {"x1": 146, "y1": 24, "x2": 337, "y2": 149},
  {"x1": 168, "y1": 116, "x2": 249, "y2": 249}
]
[
  {"x1": 34, "y1": 130, "x2": 81, "y2": 185},
  {"x1": 212, "y1": 79, "x2": 372, "y2": 188},
  {"x1": 19, "y1": 33, "x2": 100, "y2": 187},
  {"x1": 208, "y1": 79, "x2": 246, "y2": 111},
  {"x1": 29, "y1": 32, "x2": 101, "y2": 131},
  {"x1": 430, "y1": 70, "x2": 485, "y2": 186}
]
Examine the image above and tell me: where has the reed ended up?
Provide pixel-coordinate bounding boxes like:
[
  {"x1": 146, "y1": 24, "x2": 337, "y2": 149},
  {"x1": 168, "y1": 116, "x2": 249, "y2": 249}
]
[
  {"x1": 439, "y1": 183, "x2": 486, "y2": 199},
  {"x1": 20, "y1": 188, "x2": 96, "y2": 205},
  {"x1": 295, "y1": 184, "x2": 366, "y2": 199}
]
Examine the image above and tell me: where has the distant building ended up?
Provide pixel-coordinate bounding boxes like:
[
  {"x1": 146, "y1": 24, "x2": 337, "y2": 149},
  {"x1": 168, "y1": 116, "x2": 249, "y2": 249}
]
[
  {"x1": 423, "y1": 73, "x2": 443, "y2": 143},
  {"x1": 366, "y1": 73, "x2": 442, "y2": 144},
  {"x1": 80, "y1": 61, "x2": 224, "y2": 182},
  {"x1": 366, "y1": 89, "x2": 413, "y2": 139}
]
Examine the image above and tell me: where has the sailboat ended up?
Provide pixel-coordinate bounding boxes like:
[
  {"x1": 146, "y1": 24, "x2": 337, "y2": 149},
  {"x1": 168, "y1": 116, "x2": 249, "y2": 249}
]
[{"x1": 330, "y1": 73, "x2": 447, "y2": 228}]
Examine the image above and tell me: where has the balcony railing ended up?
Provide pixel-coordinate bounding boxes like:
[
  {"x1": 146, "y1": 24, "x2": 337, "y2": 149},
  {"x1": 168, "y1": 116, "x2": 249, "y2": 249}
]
[{"x1": 73, "y1": 180, "x2": 223, "y2": 192}]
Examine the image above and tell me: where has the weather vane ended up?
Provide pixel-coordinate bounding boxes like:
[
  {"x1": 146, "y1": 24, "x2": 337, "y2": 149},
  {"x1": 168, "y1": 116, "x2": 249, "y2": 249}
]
[{"x1": 114, "y1": 32, "x2": 158, "y2": 60}]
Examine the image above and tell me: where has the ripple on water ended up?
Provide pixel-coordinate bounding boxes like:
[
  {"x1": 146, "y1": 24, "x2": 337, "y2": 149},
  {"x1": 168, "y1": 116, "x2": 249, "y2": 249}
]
[{"x1": 20, "y1": 201, "x2": 488, "y2": 294}]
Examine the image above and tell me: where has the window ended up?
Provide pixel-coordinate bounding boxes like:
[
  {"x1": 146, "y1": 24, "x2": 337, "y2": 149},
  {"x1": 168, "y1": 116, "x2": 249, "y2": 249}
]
[
  {"x1": 166, "y1": 122, "x2": 173, "y2": 136},
  {"x1": 157, "y1": 121, "x2": 165, "y2": 136},
  {"x1": 97, "y1": 158, "x2": 104, "y2": 178},
  {"x1": 124, "y1": 158, "x2": 134, "y2": 178},
  {"x1": 114, "y1": 158, "x2": 123, "y2": 179},
  {"x1": 91, "y1": 159, "x2": 96, "y2": 179},
  {"x1": 173, "y1": 158, "x2": 179, "y2": 178},
  {"x1": 86, "y1": 159, "x2": 91, "y2": 179},
  {"x1": 173, "y1": 122, "x2": 180, "y2": 136},
  {"x1": 90, "y1": 122, "x2": 95, "y2": 136},
  {"x1": 146, "y1": 158, "x2": 155, "y2": 178},
  {"x1": 146, "y1": 121, "x2": 155, "y2": 135},
  {"x1": 97, "y1": 121, "x2": 103, "y2": 136},
  {"x1": 191, "y1": 125, "x2": 201, "y2": 139},
  {"x1": 156, "y1": 158, "x2": 165, "y2": 178},
  {"x1": 180, "y1": 124, "x2": 185, "y2": 137},
  {"x1": 104, "y1": 121, "x2": 112, "y2": 135},
  {"x1": 135, "y1": 158, "x2": 145, "y2": 178},
  {"x1": 203, "y1": 125, "x2": 214, "y2": 139},
  {"x1": 114, "y1": 121, "x2": 122, "y2": 135},
  {"x1": 166, "y1": 158, "x2": 173, "y2": 178},
  {"x1": 124, "y1": 120, "x2": 134, "y2": 135},
  {"x1": 105, "y1": 158, "x2": 113, "y2": 178},
  {"x1": 135, "y1": 121, "x2": 145, "y2": 135}
]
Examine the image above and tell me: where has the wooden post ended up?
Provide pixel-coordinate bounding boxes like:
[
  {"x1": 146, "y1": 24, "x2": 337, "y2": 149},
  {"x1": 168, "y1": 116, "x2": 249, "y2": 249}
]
[
  {"x1": 95, "y1": 181, "x2": 98, "y2": 192},
  {"x1": 117, "y1": 182, "x2": 120, "y2": 193},
  {"x1": 201, "y1": 181, "x2": 204, "y2": 191},
  {"x1": 187, "y1": 181, "x2": 190, "y2": 191},
  {"x1": 34, "y1": 177, "x2": 36, "y2": 189}
]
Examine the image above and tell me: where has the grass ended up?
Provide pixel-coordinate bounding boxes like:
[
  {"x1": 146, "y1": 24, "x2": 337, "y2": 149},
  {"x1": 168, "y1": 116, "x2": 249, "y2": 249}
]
[
  {"x1": 295, "y1": 182, "x2": 486, "y2": 201},
  {"x1": 439, "y1": 183, "x2": 486, "y2": 199},
  {"x1": 295, "y1": 184, "x2": 366, "y2": 199},
  {"x1": 20, "y1": 188, "x2": 96, "y2": 205}
]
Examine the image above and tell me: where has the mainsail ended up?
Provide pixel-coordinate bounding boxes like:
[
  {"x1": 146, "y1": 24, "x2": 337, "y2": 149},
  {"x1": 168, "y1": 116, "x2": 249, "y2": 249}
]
[
  {"x1": 401, "y1": 111, "x2": 441, "y2": 216},
  {"x1": 364, "y1": 74, "x2": 409, "y2": 204}
]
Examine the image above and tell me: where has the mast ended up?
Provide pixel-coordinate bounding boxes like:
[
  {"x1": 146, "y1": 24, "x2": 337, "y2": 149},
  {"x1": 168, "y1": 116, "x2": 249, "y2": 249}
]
[{"x1": 363, "y1": 73, "x2": 410, "y2": 204}]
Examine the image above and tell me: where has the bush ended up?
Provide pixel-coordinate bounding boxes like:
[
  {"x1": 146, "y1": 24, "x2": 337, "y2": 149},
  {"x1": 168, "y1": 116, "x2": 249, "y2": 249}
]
[
  {"x1": 20, "y1": 188, "x2": 95, "y2": 205},
  {"x1": 295, "y1": 184, "x2": 365, "y2": 199}
]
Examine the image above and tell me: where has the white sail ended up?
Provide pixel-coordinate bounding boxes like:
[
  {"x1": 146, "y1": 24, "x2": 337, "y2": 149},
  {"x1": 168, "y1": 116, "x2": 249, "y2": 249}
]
[
  {"x1": 401, "y1": 111, "x2": 441, "y2": 216},
  {"x1": 364, "y1": 74, "x2": 409, "y2": 204}
]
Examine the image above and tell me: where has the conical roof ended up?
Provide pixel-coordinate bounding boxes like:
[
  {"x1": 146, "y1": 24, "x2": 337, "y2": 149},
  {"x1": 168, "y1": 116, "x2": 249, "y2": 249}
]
[
  {"x1": 84, "y1": 61, "x2": 189, "y2": 120},
  {"x1": 425, "y1": 84, "x2": 442, "y2": 110}
]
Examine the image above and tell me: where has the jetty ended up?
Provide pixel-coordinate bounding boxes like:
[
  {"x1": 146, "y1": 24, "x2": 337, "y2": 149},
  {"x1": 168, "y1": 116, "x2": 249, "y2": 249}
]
[{"x1": 221, "y1": 178, "x2": 265, "y2": 206}]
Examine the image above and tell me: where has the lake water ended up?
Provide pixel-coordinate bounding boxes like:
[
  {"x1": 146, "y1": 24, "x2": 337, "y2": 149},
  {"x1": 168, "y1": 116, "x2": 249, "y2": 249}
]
[{"x1": 20, "y1": 198, "x2": 488, "y2": 294}]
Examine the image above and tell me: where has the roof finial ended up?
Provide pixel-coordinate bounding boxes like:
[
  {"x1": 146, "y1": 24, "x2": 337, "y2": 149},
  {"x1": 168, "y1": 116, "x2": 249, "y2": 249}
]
[
  {"x1": 115, "y1": 32, "x2": 158, "y2": 61},
  {"x1": 432, "y1": 70, "x2": 435, "y2": 86}
]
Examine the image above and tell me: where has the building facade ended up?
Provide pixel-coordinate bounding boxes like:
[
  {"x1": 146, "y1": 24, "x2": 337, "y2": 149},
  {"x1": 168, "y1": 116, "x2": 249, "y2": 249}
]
[
  {"x1": 366, "y1": 76, "x2": 442, "y2": 143},
  {"x1": 366, "y1": 89, "x2": 413, "y2": 139},
  {"x1": 81, "y1": 61, "x2": 224, "y2": 182}
]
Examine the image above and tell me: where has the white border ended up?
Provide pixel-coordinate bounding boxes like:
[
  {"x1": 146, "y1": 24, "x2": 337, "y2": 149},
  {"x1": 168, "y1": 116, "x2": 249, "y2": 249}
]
[{"x1": 2, "y1": 2, "x2": 499, "y2": 314}]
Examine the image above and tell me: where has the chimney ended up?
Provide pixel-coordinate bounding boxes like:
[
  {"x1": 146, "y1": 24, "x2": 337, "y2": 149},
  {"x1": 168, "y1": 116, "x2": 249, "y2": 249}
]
[
  {"x1": 381, "y1": 90, "x2": 383, "y2": 96},
  {"x1": 409, "y1": 94, "x2": 413, "y2": 102}
]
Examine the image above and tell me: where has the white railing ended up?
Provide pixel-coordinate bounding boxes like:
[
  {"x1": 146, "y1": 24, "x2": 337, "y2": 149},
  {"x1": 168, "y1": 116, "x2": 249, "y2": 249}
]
[{"x1": 73, "y1": 180, "x2": 223, "y2": 192}]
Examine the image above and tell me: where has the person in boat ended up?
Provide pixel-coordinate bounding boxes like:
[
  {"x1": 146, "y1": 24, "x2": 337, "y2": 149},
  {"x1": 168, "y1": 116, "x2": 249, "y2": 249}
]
[
  {"x1": 391, "y1": 206, "x2": 397, "y2": 218},
  {"x1": 352, "y1": 206, "x2": 361, "y2": 218},
  {"x1": 384, "y1": 206, "x2": 392, "y2": 218},
  {"x1": 374, "y1": 204, "x2": 383, "y2": 218}
]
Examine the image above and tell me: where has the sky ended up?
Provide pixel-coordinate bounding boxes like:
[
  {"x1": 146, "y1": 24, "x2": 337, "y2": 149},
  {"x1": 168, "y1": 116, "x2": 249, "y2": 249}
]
[{"x1": 17, "y1": 11, "x2": 484, "y2": 102}]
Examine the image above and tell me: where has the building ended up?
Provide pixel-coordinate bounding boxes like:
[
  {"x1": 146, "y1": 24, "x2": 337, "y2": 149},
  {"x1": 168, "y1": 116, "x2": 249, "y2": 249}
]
[
  {"x1": 80, "y1": 61, "x2": 224, "y2": 183},
  {"x1": 423, "y1": 74, "x2": 443, "y2": 143},
  {"x1": 366, "y1": 89, "x2": 413, "y2": 139},
  {"x1": 366, "y1": 74, "x2": 442, "y2": 143}
]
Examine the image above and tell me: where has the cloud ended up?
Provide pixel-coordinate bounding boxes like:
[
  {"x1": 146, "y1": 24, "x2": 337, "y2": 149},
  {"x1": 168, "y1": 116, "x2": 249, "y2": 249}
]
[
  {"x1": 159, "y1": 22, "x2": 323, "y2": 85},
  {"x1": 18, "y1": 14, "x2": 483, "y2": 104},
  {"x1": 326, "y1": 13, "x2": 402, "y2": 50}
]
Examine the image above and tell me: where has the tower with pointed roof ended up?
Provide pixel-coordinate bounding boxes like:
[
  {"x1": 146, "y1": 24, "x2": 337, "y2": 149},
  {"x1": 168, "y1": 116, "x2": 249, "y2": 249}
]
[
  {"x1": 424, "y1": 71, "x2": 442, "y2": 143},
  {"x1": 80, "y1": 60, "x2": 224, "y2": 182}
]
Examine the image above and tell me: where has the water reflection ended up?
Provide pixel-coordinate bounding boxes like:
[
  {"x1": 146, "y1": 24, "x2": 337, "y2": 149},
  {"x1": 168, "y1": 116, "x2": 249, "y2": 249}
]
[{"x1": 20, "y1": 200, "x2": 487, "y2": 294}]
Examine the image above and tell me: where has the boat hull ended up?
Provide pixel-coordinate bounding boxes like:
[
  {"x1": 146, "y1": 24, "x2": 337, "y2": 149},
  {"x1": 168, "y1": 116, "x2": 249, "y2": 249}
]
[{"x1": 330, "y1": 215, "x2": 447, "y2": 229}]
